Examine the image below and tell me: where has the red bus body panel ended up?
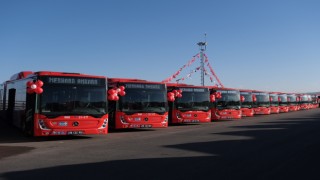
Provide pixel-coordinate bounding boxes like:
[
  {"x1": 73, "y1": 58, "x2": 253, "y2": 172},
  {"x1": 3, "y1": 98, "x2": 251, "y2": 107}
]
[
  {"x1": 34, "y1": 114, "x2": 108, "y2": 136},
  {"x1": 253, "y1": 107, "x2": 271, "y2": 115},
  {"x1": 288, "y1": 105, "x2": 299, "y2": 111},
  {"x1": 270, "y1": 106, "x2": 280, "y2": 114},
  {"x1": 241, "y1": 108, "x2": 254, "y2": 117},
  {"x1": 279, "y1": 106, "x2": 289, "y2": 113},
  {"x1": 114, "y1": 111, "x2": 168, "y2": 128},
  {"x1": 171, "y1": 109, "x2": 211, "y2": 123},
  {"x1": 211, "y1": 108, "x2": 242, "y2": 119}
]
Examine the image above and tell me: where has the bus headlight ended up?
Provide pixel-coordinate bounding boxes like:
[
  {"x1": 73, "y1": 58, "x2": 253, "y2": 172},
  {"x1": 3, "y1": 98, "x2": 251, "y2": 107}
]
[
  {"x1": 120, "y1": 116, "x2": 127, "y2": 123},
  {"x1": 99, "y1": 118, "x2": 108, "y2": 129},
  {"x1": 176, "y1": 113, "x2": 182, "y2": 119},
  {"x1": 164, "y1": 115, "x2": 168, "y2": 122},
  {"x1": 38, "y1": 119, "x2": 49, "y2": 130}
]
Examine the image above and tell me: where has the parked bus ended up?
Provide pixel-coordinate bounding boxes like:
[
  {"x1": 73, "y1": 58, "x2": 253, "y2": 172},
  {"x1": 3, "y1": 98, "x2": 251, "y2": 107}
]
[
  {"x1": 107, "y1": 78, "x2": 168, "y2": 129},
  {"x1": 278, "y1": 93, "x2": 289, "y2": 113},
  {"x1": 269, "y1": 92, "x2": 280, "y2": 114},
  {"x1": 252, "y1": 90, "x2": 271, "y2": 115},
  {"x1": 310, "y1": 94, "x2": 319, "y2": 109},
  {"x1": 287, "y1": 93, "x2": 299, "y2": 111},
  {"x1": 298, "y1": 94, "x2": 311, "y2": 110},
  {"x1": 210, "y1": 87, "x2": 242, "y2": 120},
  {"x1": 0, "y1": 71, "x2": 108, "y2": 136},
  {"x1": 166, "y1": 83, "x2": 212, "y2": 124},
  {"x1": 239, "y1": 89, "x2": 254, "y2": 117}
]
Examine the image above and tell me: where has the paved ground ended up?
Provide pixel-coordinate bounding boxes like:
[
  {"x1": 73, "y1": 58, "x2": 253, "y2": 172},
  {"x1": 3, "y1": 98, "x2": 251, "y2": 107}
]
[{"x1": 0, "y1": 108, "x2": 320, "y2": 180}]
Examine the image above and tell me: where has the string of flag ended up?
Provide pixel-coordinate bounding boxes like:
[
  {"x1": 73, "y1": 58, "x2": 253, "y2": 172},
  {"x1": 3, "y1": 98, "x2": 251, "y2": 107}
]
[
  {"x1": 203, "y1": 53, "x2": 224, "y2": 87},
  {"x1": 162, "y1": 52, "x2": 224, "y2": 87},
  {"x1": 162, "y1": 53, "x2": 199, "y2": 83}
]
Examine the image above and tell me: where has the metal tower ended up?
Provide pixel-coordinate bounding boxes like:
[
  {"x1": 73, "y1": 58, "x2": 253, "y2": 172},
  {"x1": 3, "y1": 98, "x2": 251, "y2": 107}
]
[{"x1": 197, "y1": 35, "x2": 207, "y2": 86}]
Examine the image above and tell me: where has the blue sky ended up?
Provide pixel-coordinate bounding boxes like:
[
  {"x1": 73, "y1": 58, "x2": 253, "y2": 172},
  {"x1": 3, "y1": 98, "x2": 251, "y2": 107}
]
[{"x1": 0, "y1": 0, "x2": 319, "y2": 93}]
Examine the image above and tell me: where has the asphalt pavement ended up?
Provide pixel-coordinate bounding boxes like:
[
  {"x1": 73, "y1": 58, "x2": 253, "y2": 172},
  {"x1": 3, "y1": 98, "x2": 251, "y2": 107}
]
[{"x1": 0, "y1": 108, "x2": 320, "y2": 180}]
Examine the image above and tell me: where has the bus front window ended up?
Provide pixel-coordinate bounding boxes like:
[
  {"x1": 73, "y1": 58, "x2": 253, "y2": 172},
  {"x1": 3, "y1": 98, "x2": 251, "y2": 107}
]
[
  {"x1": 120, "y1": 89, "x2": 167, "y2": 114},
  {"x1": 40, "y1": 85, "x2": 107, "y2": 118}
]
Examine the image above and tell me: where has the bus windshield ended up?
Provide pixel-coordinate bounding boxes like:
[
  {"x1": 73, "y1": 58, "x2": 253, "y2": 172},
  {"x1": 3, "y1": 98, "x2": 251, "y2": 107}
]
[
  {"x1": 279, "y1": 94, "x2": 288, "y2": 106},
  {"x1": 40, "y1": 85, "x2": 107, "y2": 118},
  {"x1": 300, "y1": 95, "x2": 310, "y2": 104},
  {"x1": 287, "y1": 95, "x2": 297, "y2": 105},
  {"x1": 269, "y1": 94, "x2": 279, "y2": 106},
  {"x1": 176, "y1": 91, "x2": 210, "y2": 112},
  {"x1": 240, "y1": 92, "x2": 253, "y2": 108},
  {"x1": 120, "y1": 88, "x2": 168, "y2": 114},
  {"x1": 216, "y1": 91, "x2": 241, "y2": 110},
  {"x1": 253, "y1": 93, "x2": 270, "y2": 107}
]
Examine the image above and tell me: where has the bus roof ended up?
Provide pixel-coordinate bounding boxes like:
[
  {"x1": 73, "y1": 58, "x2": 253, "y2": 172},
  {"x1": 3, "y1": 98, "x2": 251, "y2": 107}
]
[
  {"x1": 108, "y1": 77, "x2": 164, "y2": 84},
  {"x1": 166, "y1": 83, "x2": 208, "y2": 89},
  {"x1": 9, "y1": 71, "x2": 106, "y2": 81},
  {"x1": 209, "y1": 87, "x2": 240, "y2": 91}
]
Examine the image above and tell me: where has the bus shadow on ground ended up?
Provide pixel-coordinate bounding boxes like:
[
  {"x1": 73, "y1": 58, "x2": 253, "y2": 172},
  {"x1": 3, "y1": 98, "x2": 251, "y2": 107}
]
[
  {"x1": 1, "y1": 113, "x2": 320, "y2": 180},
  {"x1": 168, "y1": 123, "x2": 201, "y2": 127},
  {"x1": 109, "y1": 128, "x2": 157, "y2": 133},
  {"x1": 211, "y1": 119, "x2": 234, "y2": 122}
]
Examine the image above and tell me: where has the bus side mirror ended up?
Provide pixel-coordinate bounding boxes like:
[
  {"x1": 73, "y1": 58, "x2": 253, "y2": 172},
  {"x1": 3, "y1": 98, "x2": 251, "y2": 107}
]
[
  {"x1": 278, "y1": 97, "x2": 281, "y2": 102},
  {"x1": 252, "y1": 95, "x2": 257, "y2": 102},
  {"x1": 167, "y1": 92, "x2": 175, "y2": 102},
  {"x1": 210, "y1": 94, "x2": 216, "y2": 102},
  {"x1": 269, "y1": 97, "x2": 273, "y2": 101},
  {"x1": 240, "y1": 96, "x2": 245, "y2": 102}
]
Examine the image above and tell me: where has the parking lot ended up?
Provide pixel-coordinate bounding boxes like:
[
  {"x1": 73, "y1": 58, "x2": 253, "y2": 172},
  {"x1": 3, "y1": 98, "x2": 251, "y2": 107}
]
[{"x1": 1, "y1": 109, "x2": 320, "y2": 180}]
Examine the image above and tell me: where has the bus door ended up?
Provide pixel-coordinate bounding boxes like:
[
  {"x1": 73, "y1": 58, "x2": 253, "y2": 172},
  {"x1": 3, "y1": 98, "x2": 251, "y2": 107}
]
[
  {"x1": 23, "y1": 93, "x2": 36, "y2": 135},
  {"x1": 7, "y1": 88, "x2": 16, "y2": 124}
]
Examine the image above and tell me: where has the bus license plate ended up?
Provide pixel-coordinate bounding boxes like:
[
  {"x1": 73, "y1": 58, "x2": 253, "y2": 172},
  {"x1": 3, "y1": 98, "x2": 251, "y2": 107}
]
[
  {"x1": 67, "y1": 131, "x2": 84, "y2": 135},
  {"x1": 184, "y1": 120, "x2": 200, "y2": 123},
  {"x1": 140, "y1": 124, "x2": 152, "y2": 128}
]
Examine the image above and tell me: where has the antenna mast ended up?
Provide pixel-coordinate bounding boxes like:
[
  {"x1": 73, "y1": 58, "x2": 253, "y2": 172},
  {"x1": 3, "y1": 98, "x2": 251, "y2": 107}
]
[{"x1": 197, "y1": 33, "x2": 207, "y2": 86}]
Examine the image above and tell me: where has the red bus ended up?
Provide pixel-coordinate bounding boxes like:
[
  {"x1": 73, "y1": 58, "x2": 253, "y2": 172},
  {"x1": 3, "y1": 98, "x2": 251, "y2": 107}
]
[
  {"x1": 0, "y1": 71, "x2": 108, "y2": 136},
  {"x1": 166, "y1": 83, "x2": 212, "y2": 124},
  {"x1": 252, "y1": 90, "x2": 271, "y2": 115},
  {"x1": 269, "y1": 92, "x2": 280, "y2": 114},
  {"x1": 210, "y1": 87, "x2": 242, "y2": 120},
  {"x1": 287, "y1": 93, "x2": 299, "y2": 111},
  {"x1": 107, "y1": 78, "x2": 168, "y2": 129},
  {"x1": 298, "y1": 94, "x2": 311, "y2": 110},
  {"x1": 239, "y1": 89, "x2": 254, "y2": 117},
  {"x1": 278, "y1": 93, "x2": 289, "y2": 113},
  {"x1": 310, "y1": 94, "x2": 319, "y2": 109}
]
